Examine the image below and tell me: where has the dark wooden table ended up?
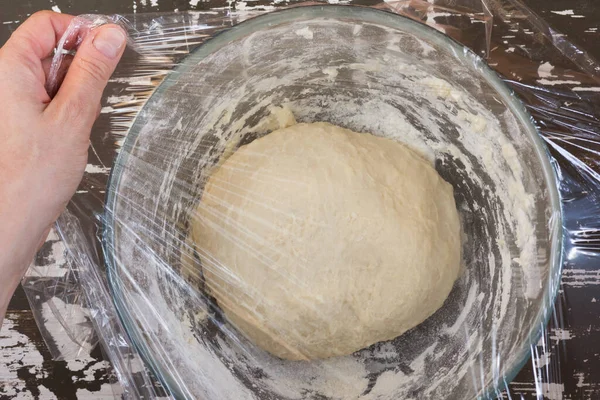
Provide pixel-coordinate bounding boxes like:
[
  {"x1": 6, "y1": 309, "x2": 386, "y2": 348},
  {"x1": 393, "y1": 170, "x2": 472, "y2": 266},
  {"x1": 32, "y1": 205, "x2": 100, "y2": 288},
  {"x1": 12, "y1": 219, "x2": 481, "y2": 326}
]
[{"x1": 1, "y1": 0, "x2": 600, "y2": 398}]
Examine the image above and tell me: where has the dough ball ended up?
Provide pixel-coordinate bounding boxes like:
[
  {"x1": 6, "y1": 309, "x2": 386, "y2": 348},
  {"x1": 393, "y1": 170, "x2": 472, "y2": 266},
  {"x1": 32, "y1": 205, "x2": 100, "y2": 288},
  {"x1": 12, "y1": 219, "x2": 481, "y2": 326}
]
[{"x1": 192, "y1": 122, "x2": 461, "y2": 360}]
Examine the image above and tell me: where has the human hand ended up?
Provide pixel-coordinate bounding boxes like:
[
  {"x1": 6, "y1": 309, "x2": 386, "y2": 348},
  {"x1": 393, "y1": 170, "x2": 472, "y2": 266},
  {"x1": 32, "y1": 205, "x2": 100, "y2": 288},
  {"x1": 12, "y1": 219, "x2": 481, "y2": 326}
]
[{"x1": 0, "y1": 11, "x2": 126, "y2": 321}]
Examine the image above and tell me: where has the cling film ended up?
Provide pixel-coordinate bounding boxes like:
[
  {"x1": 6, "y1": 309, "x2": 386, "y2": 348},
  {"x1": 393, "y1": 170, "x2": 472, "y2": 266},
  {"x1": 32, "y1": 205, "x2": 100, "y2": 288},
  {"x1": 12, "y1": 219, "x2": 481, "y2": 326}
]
[{"x1": 23, "y1": 1, "x2": 600, "y2": 398}]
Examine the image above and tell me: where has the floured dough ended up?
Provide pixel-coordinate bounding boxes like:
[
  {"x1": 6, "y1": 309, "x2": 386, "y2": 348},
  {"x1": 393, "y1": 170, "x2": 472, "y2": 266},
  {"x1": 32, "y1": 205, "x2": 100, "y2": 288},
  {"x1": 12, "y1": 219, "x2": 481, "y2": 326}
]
[{"x1": 191, "y1": 122, "x2": 461, "y2": 360}]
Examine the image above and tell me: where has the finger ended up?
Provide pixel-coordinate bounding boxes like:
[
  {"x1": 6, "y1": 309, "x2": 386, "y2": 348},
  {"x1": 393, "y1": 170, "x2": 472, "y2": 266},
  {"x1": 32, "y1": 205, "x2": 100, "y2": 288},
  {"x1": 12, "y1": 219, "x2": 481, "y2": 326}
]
[
  {"x1": 42, "y1": 54, "x2": 73, "y2": 98},
  {"x1": 6, "y1": 11, "x2": 74, "y2": 61},
  {"x1": 46, "y1": 24, "x2": 126, "y2": 130},
  {"x1": 1, "y1": 11, "x2": 75, "y2": 105}
]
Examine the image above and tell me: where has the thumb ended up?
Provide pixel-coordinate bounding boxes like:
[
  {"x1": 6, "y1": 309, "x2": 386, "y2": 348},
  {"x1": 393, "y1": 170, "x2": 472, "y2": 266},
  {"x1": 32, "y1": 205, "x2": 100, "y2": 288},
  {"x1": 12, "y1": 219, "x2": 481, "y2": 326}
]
[{"x1": 46, "y1": 24, "x2": 126, "y2": 128}]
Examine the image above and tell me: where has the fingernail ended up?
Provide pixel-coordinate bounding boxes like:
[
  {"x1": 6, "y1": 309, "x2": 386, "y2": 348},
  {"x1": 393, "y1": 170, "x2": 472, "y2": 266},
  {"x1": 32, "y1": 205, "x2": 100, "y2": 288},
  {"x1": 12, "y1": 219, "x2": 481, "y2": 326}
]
[{"x1": 93, "y1": 27, "x2": 126, "y2": 59}]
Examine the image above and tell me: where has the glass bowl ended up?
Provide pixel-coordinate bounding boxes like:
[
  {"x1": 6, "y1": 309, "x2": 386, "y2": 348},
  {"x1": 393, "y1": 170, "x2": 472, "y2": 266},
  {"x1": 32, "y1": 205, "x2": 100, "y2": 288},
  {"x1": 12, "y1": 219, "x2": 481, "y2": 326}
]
[{"x1": 105, "y1": 5, "x2": 562, "y2": 399}]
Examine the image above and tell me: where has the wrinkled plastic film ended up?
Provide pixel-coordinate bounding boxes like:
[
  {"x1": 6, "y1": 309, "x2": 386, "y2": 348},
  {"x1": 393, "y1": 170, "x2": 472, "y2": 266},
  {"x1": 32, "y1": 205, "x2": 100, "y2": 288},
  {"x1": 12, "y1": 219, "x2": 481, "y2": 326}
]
[
  {"x1": 22, "y1": 1, "x2": 600, "y2": 398},
  {"x1": 56, "y1": 211, "x2": 160, "y2": 399}
]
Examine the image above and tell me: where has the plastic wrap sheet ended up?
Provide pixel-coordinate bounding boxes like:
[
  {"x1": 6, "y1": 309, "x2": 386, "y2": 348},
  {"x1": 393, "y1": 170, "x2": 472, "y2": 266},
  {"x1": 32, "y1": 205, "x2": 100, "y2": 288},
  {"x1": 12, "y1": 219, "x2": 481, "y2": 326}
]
[{"x1": 22, "y1": 1, "x2": 600, "y2": 398}]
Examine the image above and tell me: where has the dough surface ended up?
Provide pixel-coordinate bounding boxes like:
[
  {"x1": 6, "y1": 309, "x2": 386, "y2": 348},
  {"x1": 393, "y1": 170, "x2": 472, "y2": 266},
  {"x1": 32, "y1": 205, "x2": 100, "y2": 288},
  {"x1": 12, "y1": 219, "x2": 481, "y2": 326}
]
[{"x1": 192, "y1": 122, "x2": 461, "y2": 360}]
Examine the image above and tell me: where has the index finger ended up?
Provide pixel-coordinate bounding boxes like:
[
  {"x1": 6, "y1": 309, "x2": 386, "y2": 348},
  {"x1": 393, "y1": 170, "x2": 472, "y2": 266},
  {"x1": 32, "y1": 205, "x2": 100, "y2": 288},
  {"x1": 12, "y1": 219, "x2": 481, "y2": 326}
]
[{"x1": 6, "y1": 11, "x2": 75, "y2": 60}]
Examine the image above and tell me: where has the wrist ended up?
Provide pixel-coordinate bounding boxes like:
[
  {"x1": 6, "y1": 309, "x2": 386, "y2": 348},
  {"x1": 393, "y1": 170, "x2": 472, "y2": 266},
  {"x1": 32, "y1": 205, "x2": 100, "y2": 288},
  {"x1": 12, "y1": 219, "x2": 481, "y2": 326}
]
[
  {"x1": 0, "y1": 222, "x2": 49, "y2": 317},
  {"x1": 0, "y1": 217, "x2": 44, "y2": 286},
  {"x1": 0, "y1": 185, "x2": 51, "y2": 312}
]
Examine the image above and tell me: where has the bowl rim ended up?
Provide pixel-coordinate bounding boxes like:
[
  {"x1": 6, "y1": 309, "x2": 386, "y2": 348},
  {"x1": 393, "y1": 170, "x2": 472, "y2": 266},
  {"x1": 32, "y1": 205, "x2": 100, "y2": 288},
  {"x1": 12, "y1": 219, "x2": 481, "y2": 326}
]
[{"x1": 103, "y1": 5, "x2": 564, "y2": 399}]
